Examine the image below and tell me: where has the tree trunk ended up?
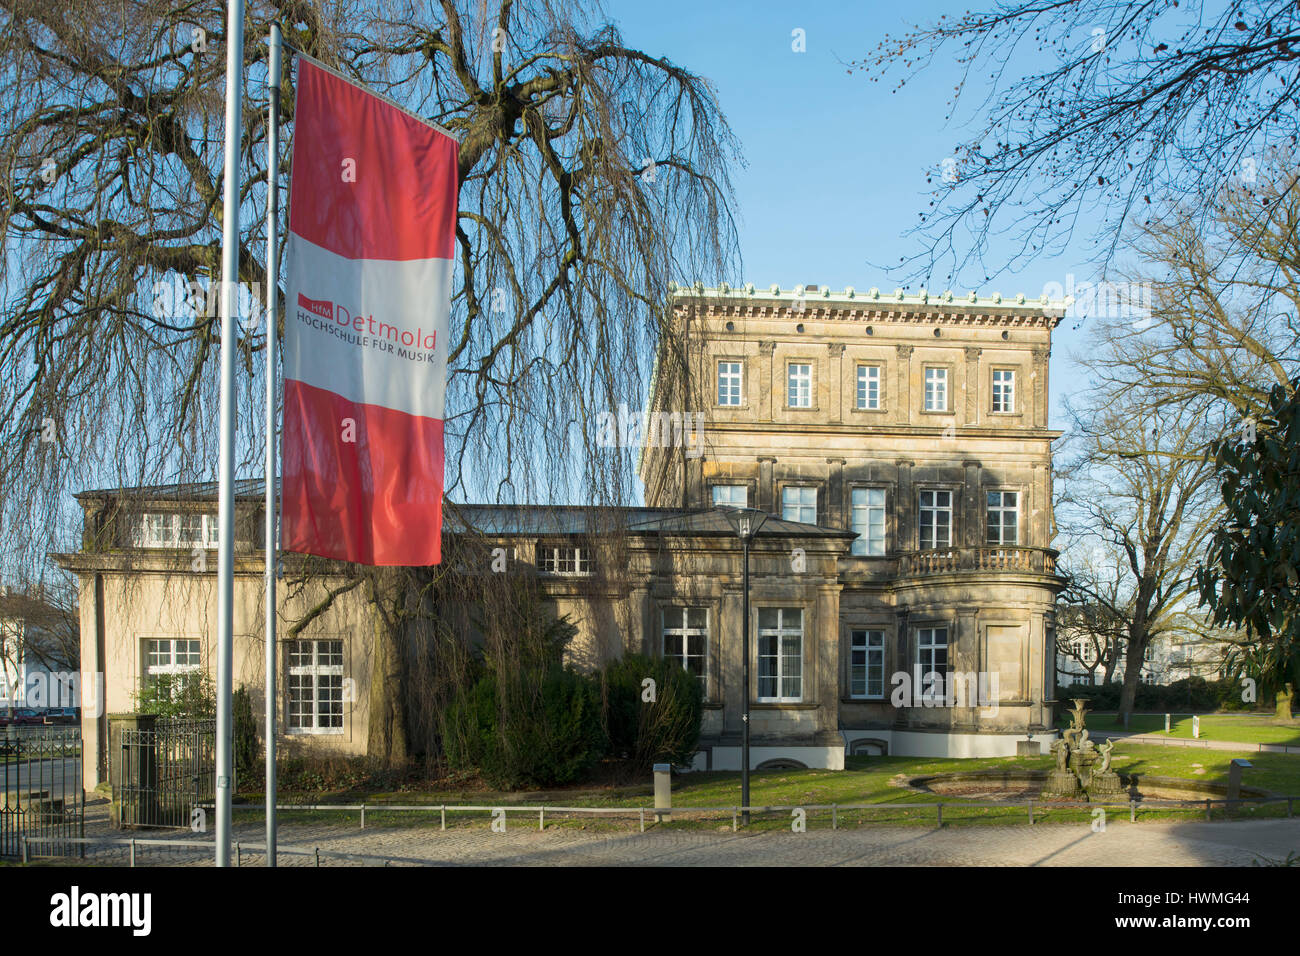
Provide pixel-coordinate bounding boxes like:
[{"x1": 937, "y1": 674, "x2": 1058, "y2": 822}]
[
  {"x1": 1276, "y1": 683, "x2": 1294, "y2": 721},
  {"x1": 1117, "y1": 637, "x2": 1146, "y2": 727},
  {"x1": 366, "y1": 571, "x2": 408, "y2": 766}
]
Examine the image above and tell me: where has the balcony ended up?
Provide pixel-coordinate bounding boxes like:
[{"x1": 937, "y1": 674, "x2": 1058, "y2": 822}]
[{"x1": 898, "y1": 546, "x2": 1059, "y2": 577}]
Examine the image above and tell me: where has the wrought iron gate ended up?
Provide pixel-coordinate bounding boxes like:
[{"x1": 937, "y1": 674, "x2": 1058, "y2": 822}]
[
  {"x1": 114, "y1": 718, "x2": 216, "y2": 828},
  {"x1": 0, "y1": 728, "x2": 84, "y2": 857}
]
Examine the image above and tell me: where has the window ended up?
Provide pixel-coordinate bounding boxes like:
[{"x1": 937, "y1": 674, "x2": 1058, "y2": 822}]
[
  {"x1": 288, "y1": 639, "x2": 344, "y2": 733},
  {"x1": 712, "y1": 484, "x2": 748, "y2": 508},
  {"x1": 856, "y1": 365, "x2": 881, "y2": 410},
  {"x1": 717, "y1": 360, "x2": 743, "y2": 406},
  {"x1": 918, "y1": 490, "x2": 953, "y2": 549},
  {"x1": 757, "y1": 608, "x2": 803, "y2": 701},
  {"x1": 916, "y1": 627, "x2": 949, "y2": 704},
  {"x1": 781, "y1": 486, "x2": 817, "y2": 524},
  {"x1": 850, "y1": 488, "x2": 886, "y2": 556},
  {"x1": 986, "y1": 491, "x2": 1019, "y2": 546},
  {"x1": 142, "y1": 639, "x2": 201, "y2": 688},
  {"x1": 133, "y1": 513, "x2": 219, "y2": 549},
  {"x1": 992, "y1": 369, "x2": 1016, "y2": 413},
  {"x1": 663, "y1": 607, "x2": 708, "y2": 694},
  {"x1": 787, "y1": 363, "x2": 812, "y2": 408},
  {"x1": 536, "y1": 544, "x2": 592, "y2": 575},
  {"x1": 924, "y1": 367, "x2": 948, "y2": 411},
  {"x1": 850, "y1": 630, "x2": 885, "y2": 698}
]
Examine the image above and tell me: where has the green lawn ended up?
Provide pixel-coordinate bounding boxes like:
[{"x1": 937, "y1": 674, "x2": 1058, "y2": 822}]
[
  {"x1": 229, "y1": 744, "x2": 1300, "y2": 833},
  {"x1": 1064, "y1": 712, "x2": 1300, "y2": 745}
]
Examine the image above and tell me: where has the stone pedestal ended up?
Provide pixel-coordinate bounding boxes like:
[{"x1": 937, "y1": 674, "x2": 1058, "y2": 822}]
[
  {"x1": 1087, "y1": 771, "x2": 1126, "y2": 802},
  {"x1": 1041, "y1": 769, "x2": 1082, "y2": 801}
]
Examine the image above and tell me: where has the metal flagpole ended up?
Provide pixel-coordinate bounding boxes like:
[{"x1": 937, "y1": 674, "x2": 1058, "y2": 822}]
[
  {"x1": 215, "y1": 0, "x2": 247, "y2": 868},
  {"x1": 264, "y1": 20, "x2": 283, "y2": 869}
]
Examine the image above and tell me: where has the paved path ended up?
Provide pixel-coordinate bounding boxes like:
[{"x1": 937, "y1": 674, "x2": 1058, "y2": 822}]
[
  {"x1": 1093, "y1": 731, "x2": 1300, "y2": 754},
  {"x1": 58, "y1": 801, "x2": 1300, "y2": 866}
]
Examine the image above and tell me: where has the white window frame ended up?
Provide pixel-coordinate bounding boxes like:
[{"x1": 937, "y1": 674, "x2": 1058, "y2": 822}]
[
  {"x1": 986, "y1": 490, "x2": 1019, "y2": 546},
  {"x1": 662, "y1": 607, "x2": 709, "y2": 696},
  {"x1": 916, "y1": 627, "x2": 949, "y2": 704},
  {"x1": 711, "y1": 484, "x2": 748, "y2": 508},
  {"x1": 757, "y1": 608, "x2": 803, "y2": 702},
  {"x1": 992, "y1": 368, "x2": 1016, "y2": 413},
  {"x1": 536, "y1": 543, "x2": 592, "y2": 576},
  {"x1": 134, "y1": 512, "x2": 220, "y2": 549},
  {"x1": 918, "y1": 490, "x2": 953, "y2": 549},
  {"x1": 850, "y1": 629, "x2": 885, "y2": 699},
  {"x1": 850, "y1": 487, "x2": 887, "y2": 556},
  {"x1": 142, "y1": 638, "x2": 202, "y2": 687},
  {"x1": 923, "y1": 367, "x2": 948, "y2": 412},
  {"x1": 856, "y1": 364, "x2": 881, "y2": 410},
  {"x1": 287, "y1": 639, "x2": 345, "y2": 735},
  {"x1": 781, "y1": 485, "x2": 817, "y2": 525},
  {"x1": 717, "y1": 360, "x2": 743, "y2": 407},
  {"x1": 787, "y1": 363, "x2": 812, "y2": 408}
]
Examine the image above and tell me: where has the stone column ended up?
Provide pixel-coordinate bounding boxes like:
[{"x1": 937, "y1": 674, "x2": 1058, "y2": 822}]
[
  {"x1": 895, "y1": 345, "x2": 913, "y2": 425},
  {"x1": 1031, "y1": 347, "x2": 1049, "y2": 427},
  {"x1": 963, "y1": 459, "x2": 982, "y2": 550},
  {"x1": 758, "y1": 341, "x2": 776, "y2": 422},
  {"x1": 964, "y1": 346, "x2": 981, "y2": 423},
  {"x1": 897, "y1": 459, "x2": 914, "y2": 551},
  {"x1": 827, "y1": 342, "x2": 845, "y2": 423},
  {"x1": 758, "y1": 456, "x2": 776, "y2": 514},
  {"x1": 826, "y1": 458, "x2": 846, "y2": 529}
]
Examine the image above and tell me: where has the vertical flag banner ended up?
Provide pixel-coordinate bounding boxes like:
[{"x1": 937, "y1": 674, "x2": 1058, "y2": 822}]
[{"x1": 283, "y1": 57, "x2": 458, "y2": 566}]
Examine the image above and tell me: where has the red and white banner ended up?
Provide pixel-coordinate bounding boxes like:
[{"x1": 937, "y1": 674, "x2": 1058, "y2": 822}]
[{"x1": 282, "y1": 57, "x2": 458, "y2": 566}]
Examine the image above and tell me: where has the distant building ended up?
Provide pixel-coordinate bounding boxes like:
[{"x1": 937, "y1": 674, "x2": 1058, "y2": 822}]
[{"x1": 0, "y1": 587, "x2": 79, "y2": 712}]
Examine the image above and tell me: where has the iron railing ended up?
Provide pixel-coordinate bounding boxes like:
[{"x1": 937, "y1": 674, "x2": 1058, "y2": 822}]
[{"x1": 0, "y1": 728, "x2": 83, "y2": 857}]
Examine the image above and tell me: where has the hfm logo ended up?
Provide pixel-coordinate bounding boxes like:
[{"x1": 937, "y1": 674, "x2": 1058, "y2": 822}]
[
  {"x1": 49, "y1": 886, "x2": 151, "y2": 936},
  {"x1": 297, "y1": 292, "x2": 334, "y2": 320}
]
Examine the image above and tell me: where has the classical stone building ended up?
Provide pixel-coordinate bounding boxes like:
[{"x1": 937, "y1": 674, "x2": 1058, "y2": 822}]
[{"x1": 58, "y1": 283, "x2": 1069, "y2": 784}]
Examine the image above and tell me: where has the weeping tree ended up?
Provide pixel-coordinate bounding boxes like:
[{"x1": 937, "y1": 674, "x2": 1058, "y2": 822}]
[{"x1": 0, "y1": 0, "x2": 739, "y2": 763}]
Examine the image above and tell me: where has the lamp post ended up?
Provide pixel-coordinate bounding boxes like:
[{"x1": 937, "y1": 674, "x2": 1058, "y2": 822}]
[{"x1": 722, "y1": 506, "x2": 767, "y2": 825}]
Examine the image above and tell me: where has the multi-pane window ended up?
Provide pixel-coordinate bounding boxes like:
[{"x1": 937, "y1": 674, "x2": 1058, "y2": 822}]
[
  {"x1": 916, "y1": 627, "x2": 949, "y2": 704},
  {"x1": 536, "y1": 544, "x2": 592, "y2": 575},
  {"x1": 712, "y1": 484, "x2": 748, "y2": 508},
  {"x1": 663, "y1": 607, "x2": 708, "y2": 694},
  {"x1": 781, "y1": 486, "x2": 817, "y2": 524},
  {"x1": 717, "y1": 361, "x2": 743, "y2": 406},
  {"x1": 992, "y1": 369, "x2": 1016, "y2": 413},
  {"x1": 133, "y1": 513, "x2": 219, "y2": 549},
  {"x1": 850, "y1": 630, "x2": 885, "y2": 698},
  {"x1": 142, "y1": 638, "x2": 201, "y2": 687},
  {"x1": 850, "y1": 488, "x2": 886, "y2": 556},
  {"x1": 918, "y1": 490, "x2": 953, "y2": 549},
  {"x1": 288, "y1": 640, "x2": 344, "y2": 733},
  {"x1": 787, "y1": 363, "x2": 812, "y2": 408},
  {"x1": 986, "y1": 491, "x2": 1019, "y2": 546},
  {"x1": 856, "y1": 365, "x2": 881, "y2": 410},
  {"x1": 924, "y1": 367, "x2": 948, "y2": 411},
  {"x1": 757, "y1": 608, "x2": 803, "y2": 702}
]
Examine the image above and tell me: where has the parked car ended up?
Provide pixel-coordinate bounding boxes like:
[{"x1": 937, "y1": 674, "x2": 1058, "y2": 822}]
[
  {"x1": 13, "y1": 708, "x2": 46, "y2": 726},
  {"x1": 42, "y1": 707, "x2": 78, "y2": 725}
]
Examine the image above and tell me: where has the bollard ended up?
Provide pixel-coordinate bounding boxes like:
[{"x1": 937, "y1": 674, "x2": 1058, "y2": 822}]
[
  {"x1": 539, "y1": 807, "x2": 544, "y2": 831},
  {"x1": 1205, "y1": 798, "x2": 1211, "y2": 821},
  {"x1": 1165, "y1": 713, "x2": 1171, "y2": 733},
  {"x1": 1130, "y1": 799, "x2": 1136, "y2": 823},
  {"x1": 832, "y1": 804, "x2": 837, "y2": 830},
  {"x1": 361, "y1": 805, "x2": 366, "y2": 829},
  {"x1": 732, "y1": 808, "x2": 738, "y2": 832},
  {"x1": 653, "y1": 763, "x2": 672, "y2": 823},
  {"x1": 639, "y1": 808, "x2": 645, "y2": 833},
  {"x1": 440, "y1": 805, "x2": 446, "y2": 830},
  {"x1": 1193, "y1": 715, "x2": 1201, "y2": 739}
]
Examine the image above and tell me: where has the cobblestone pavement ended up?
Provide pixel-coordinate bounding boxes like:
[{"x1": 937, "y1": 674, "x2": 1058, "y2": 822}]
[{"x1": 54, "y1": 801, "x2": 1300, "y2": 866}]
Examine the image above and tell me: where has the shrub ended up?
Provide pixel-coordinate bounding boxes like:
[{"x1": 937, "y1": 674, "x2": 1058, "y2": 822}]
[
  {"x1": 232, "y1": 686, "x2": 261, "y2": 787},
  {"x1": 133, "y1": 671, "x2": 216, "y2": 719},
  {"x1": 603, "y1": 653, "x2": 703, "y2": 769},
  {"x1": 442, "y1": 666, "x2": 606, "y2": 789}
]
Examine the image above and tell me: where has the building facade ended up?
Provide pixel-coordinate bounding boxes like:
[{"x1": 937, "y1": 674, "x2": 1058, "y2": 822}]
[{"x1": 59, "y1": 283, "x2": 1069, "y2": 785}]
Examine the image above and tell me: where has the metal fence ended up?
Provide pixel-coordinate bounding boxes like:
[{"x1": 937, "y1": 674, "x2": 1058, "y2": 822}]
[
  {"x1": 113, "y1": 718, "x2": 215, "y2": 828},
  {"x1": 0, "y1": 728, "x2": 84, "y2": 858}
]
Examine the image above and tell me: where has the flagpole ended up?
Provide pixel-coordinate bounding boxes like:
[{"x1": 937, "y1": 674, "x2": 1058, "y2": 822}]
[
  {"x1": 215, "y1": 0, "x2": 247, "y2": 869},
  {"x1": 264, "y1": 20, "x2": 283, "y2": 869}
]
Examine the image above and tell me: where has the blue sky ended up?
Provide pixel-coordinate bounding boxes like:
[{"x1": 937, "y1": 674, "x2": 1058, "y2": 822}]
[{"x1": 604, "y1": 0, "x2": 1107, "y2": 430}]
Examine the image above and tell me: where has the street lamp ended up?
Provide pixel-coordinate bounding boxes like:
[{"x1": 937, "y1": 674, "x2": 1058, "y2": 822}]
[{"x1": 721, "y1": 506, "x2": 768, "y2": 825}]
